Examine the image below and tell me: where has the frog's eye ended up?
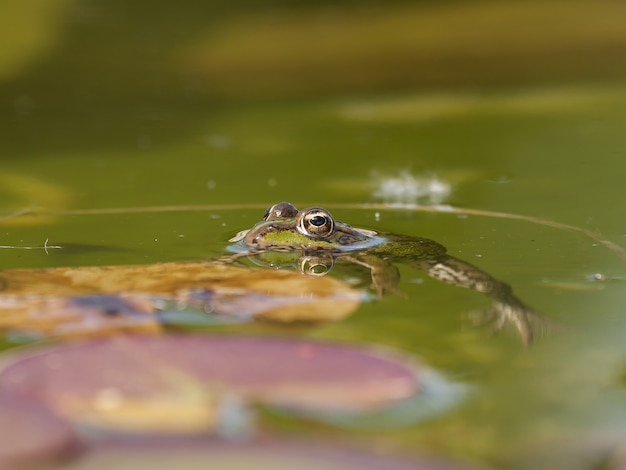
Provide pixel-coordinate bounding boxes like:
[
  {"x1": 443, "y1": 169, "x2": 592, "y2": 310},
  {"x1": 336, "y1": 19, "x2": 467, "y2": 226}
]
[
  {"x1": 298, "y1": 208, "x2": 335, "y2": 238},
  {"x1": 264, "y1": 202, "x2": 299, "y2": 221}
]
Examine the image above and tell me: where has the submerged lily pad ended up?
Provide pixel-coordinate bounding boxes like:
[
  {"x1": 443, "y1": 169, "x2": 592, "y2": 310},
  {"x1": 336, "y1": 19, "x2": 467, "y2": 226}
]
[
  {"x1": 0, "y1": 335, "x2": 421, "y2": 434},
  {"x1": 0, "y1": 294, "x2": 161, "y2": 340},
  {"x1": 0, "y1": 261, "x2": 362, "y2": 338},
  {"x1": 0, "y1": 396, "x2": 80, "y2": 468}
]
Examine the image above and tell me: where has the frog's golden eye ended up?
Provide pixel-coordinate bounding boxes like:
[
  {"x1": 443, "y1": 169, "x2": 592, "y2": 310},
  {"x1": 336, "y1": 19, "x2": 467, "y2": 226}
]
[
  {"x1": 298, "y1": 208, "x2": 335, "y2": 238},
  {"x1": 264, "y1": 202, "x2": 299, "y2": 221}
]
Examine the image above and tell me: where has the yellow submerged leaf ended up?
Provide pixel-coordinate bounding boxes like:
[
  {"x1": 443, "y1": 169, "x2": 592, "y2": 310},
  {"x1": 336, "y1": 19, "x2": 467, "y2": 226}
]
[{"x1": 0, "y1": 261, "x2": 363, "y2": 338}]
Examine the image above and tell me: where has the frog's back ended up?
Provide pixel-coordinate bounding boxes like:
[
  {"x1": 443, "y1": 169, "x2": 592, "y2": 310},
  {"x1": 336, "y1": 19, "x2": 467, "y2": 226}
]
[{"x1": 372, "y1": 233, "x2": 447, "y2": 261}]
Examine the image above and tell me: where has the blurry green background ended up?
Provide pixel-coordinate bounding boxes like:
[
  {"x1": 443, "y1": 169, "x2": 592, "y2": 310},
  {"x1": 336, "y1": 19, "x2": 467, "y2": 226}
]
[
  {"x1": 2, "y1": 1, "x2": 626, "y2": 469},
  {"x1": 2, "y1": 0, "x2": 626, "y2": 216}
]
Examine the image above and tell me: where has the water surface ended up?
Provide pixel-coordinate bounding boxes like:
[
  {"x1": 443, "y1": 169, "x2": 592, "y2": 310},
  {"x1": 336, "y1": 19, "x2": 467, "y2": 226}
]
[{"x1": 2, "y1": 1, "x2": 626, "y2": 468}]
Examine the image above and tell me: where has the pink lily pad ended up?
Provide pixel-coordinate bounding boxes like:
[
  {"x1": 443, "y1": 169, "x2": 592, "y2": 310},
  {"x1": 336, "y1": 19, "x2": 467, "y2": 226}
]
[
  {"x1": 63, "y1": 439, "x2": 485, "y2": 470},
  {"x1": 0, "y1": 335, "x2": 421, "y2": 434},
  {"x1": 0, "y1": 396, "x2": 80, "y2": 468}
]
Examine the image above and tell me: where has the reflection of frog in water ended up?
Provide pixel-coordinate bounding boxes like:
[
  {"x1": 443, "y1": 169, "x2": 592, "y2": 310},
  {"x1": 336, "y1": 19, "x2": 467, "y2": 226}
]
[{"x1": 228, "y1": 202, "x2": 545, "y2": 346}]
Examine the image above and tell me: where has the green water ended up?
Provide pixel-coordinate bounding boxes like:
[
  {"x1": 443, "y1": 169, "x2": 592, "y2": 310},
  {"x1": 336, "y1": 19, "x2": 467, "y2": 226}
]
[{"x1": 2, "y1": 1, "x2": 626, "y2": 468}]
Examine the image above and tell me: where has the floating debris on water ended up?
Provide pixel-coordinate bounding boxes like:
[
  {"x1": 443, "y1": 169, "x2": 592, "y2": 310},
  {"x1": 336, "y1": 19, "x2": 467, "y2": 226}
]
[
  {"x1": 0, "y1": 238, "x2": 62, "y2": 254},
  {"x1": 372, "y1": 171, "x2": 452, "y2": 205},
  {"x1": 540, "y1": 273, "x2": 625, "y2": 291}
]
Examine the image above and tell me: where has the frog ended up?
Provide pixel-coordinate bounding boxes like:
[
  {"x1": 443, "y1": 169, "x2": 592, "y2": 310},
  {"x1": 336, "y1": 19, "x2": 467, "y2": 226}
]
[{"x1": 227, "y1": 202, "x2": 544, "y2": 346}]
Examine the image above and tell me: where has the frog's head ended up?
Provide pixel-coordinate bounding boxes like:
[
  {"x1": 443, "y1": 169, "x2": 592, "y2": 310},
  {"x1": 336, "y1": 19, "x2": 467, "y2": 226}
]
[{"x1": 229, "y1": 202, "x2": 379, "y2": 252}]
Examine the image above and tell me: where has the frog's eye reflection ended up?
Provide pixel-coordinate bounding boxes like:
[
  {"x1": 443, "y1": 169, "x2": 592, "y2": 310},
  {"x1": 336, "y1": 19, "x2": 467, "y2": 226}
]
[
  {"x1": 299, "y1": 255, "x2": 334, "y2": 276},
  {"x1": 299, "y1": 208, "x2": 335, "y2": 238}
]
